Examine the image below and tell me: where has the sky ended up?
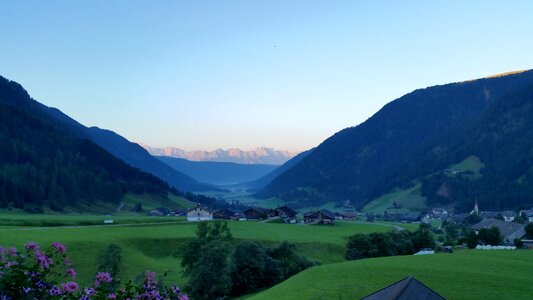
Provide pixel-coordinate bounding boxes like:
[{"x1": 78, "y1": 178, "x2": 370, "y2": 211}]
[{"x1": 1, "y1": 1, "x2": 533, "y2": 152}]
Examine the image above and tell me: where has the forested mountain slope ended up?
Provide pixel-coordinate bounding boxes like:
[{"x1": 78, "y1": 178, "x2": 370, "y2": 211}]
[
  {"x1": 384, "y1": 83, "x2": 533, "y2": 212},
  {"x1": 0, "y1": 76, "x2": 174, "y2": 211},
  {"x1": 258, "y1": 70, "x2": 533, "y2": 208}
]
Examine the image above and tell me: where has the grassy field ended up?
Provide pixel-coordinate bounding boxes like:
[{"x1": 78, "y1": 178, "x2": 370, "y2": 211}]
[
  {"x1": 0, "y1": 217, "x2": 405, "y2": 288},
  {"x1": 249, "y1": 250, "x2": 533, "y2": 300},
  {"x1": 0, "y1": 211, "x2": 185, "y2": 227},
  {"x1": 363, "y1": 183, "x2": 426, "y2": 214}
]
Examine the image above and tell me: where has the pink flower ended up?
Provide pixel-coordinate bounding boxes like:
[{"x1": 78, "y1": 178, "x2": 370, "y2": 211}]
[
  {"x1": 64, "y1": 258, "x2": 72, "y2": 266},
  {"x1": 51, "y1": 242, "x2": 66, "y2": 254},
  {"x1": 94, "y1": 272, "x2": 112, "y2": 287},
  {"x1": 145, "y1": 271, "x2": 156, "y2": 284},
  {"x1": 107, "y1": 293, "x2": 116, "y2": 299},
  {"x1": 25, "y1": 242, "x2": 39, "y2": 251},
  {"x1": 66, "y1": 268, "x2": 77, "y2": 278},
  {"x1": 35, "y1": 250, "x2": 52, "y2": 269},
  {"x1": 61, "y1": 281, "x2": 79, "y2": 293},
  {"x1": 179, "y1": 295, "x2": 189, "y2": 300}
]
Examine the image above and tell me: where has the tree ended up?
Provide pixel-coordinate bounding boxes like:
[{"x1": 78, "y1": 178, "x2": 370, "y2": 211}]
[
  {"x1": 464, "y1": 230, "x2": 478, "y2": 249},
  {"x1": 132, "y1": 202, "x2": 143, "y2": 212},
  {"x1": 186, "y1": 240, "x2": 232, "y2": 300},
  {"x1": 525, "y1": 223, "x2": 533, "y2": 238},
  {"x1": 267, "y1": 241, "x2": 314, "y2": 280},
  {"x1": 230, "y1": 241, "x2": 279, "y2": 295},
  {"x1": 412, "y1": 226, "x2": 436, "y2": 251},
  {"x1": 478, "y1": 226, "x2": 502, "y2": 245},
  {"x1": 181, "y1": 221, "x2": 233, "y2": 275},
  {"x1": 346, "y1": 233, "x2": 374, "y2": 260}
]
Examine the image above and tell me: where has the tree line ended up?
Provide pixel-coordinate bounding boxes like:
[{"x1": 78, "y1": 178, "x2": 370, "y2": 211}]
[{"x1": 179, "y1": 222, "x2": 316, "y2": 299}]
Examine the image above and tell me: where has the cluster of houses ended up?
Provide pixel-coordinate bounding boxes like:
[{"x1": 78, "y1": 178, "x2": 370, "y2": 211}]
[
  {"x1": 422, "y1": 202, "x2": 533, "y2": 247},
  {"x1": 180, "y1": 205, "x2": 358, "y2": 225}
]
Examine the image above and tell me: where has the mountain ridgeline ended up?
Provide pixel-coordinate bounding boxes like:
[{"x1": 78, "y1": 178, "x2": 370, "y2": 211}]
[
  {"x1": 258, "y1": 70, "x2": 533, "y2": 211},
  {"x1": 142, "y1": 145, "x2": 296, "y2": 165},
  {"x1": 0, "y1": 77, "x2": 173, "y2": 212}
]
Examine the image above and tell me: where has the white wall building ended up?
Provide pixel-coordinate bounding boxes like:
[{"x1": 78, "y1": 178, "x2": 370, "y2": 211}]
[{"x1": 187, "y1": 207, "x2": 213, "y2": 222}]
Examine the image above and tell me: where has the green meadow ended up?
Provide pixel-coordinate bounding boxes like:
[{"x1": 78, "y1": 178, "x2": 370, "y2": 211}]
[
  {"x1": 0, "y1": 216, "x2": 401, "y2": 288},
  {"x1": 249, "y1": 250, "x2": 533, "y2": 300}
]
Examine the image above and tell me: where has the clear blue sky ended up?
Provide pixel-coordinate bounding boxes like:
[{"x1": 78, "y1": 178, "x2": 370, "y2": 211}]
[{"x1": 1, "y1": 1, "x2": 532, "y2": 152}]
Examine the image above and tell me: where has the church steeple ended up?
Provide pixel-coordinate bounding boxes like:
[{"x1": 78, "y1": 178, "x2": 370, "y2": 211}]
[{"x1": 470, "y1": 199, "x2": 479, "y2": 215}]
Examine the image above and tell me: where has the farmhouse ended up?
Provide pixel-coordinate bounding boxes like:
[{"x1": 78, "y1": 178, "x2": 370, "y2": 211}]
[
  {"x1": 244, "y1": 207, "x2": 270, "y2": 220},
  {"x1": 303, "y1": 209, "x2": 336, "y2": 224},
  {"x1": 361, "y1": 276, "x2": 445, "y2": 300},
  {"x1": 501, "y1": 211, "x2": 516, "y2": 222},
  {"x1": 471, "y1": 218, "x2": 526, "y2": 245},
  {"x1": 213, "y1": 208, "x2": 238, "y2": 220},
  {"x1": 187, "y1": 206, "x2": 213, "y2": 222},
  {"x1": 335, "y1": 211, "x2": 358, "y2": 220},
  {"x1": 270, "y1": 206, "x2": 297, "y2": 220}
]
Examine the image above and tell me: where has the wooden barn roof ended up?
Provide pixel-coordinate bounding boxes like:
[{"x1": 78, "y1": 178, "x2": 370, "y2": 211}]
[{"x1": 361, "y1": 276, "x2": 445, "y2": 300}]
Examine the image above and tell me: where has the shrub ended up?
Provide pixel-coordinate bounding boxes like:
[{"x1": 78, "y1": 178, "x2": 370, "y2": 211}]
[{"x1": 0, "y1": 242, "x2": 188, "y2": 299}]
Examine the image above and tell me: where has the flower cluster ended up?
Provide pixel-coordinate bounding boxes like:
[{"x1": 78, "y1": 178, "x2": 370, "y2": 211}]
[{"x1": 0, "y1": 242, "x2": 188, "y2": 300}]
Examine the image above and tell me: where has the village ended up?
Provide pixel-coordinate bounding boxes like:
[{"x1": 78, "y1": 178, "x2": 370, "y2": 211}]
[{"x1": 145, "y1": 200, "x2": 533, "y2": 249}]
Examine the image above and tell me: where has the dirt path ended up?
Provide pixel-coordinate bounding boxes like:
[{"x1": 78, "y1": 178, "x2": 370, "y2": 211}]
[{"x1": 116, "y1": 202, "x2": 125, "y2": 213}]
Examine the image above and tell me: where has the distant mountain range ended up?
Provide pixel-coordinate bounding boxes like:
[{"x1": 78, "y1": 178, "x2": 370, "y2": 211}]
[
  {"x1": 141, "y1": 145, "x2": 297, "y2": 165},
  {"x1": 258, "y1": 70, "x2": 533, "y2": 212}
]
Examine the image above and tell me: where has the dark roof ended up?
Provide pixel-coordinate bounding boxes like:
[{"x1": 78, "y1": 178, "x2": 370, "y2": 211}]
[
  {"x1": 336, "y1": 211, "x2": 358, "y2": 218},
  {"x1": 501, "y1": 211, "x2": 516, "y2": 217},
  {"x1": 400, "y1": 213, "x2": 420, "y2": 221},
  {"x1": 450, "y1": 213, "x2": 469, "y2": 223},
  {"x1": 361, "y1": 276, "x2": 445, "y2": 300},
  {"x1": 471, "y1": 218, "x2": 526, "y2": 239},
  {"x1": 188, "y1": 206, "x2": 211, "y2": 213},
  {"x1": 522, "y1": 210, "x2": 533, "y2": 217},
  {"x1": 244, "y1": 207, "x2": 269, "y2": 214},
  {"x1": 277, "y1": 206, "x2": 297, "y2": 217},
  {"x1": 213, "y1": 208, "x2": 236, "y2": 217},
  {"x1": 318, "y1": 209, "x2": 336, "y2": 219},
  {"x1": 480, "y1": 211, "x2": 500, "y2": 218},
  {"x1": 303, "y1": 211, "x2": 316, "y2": 217}
]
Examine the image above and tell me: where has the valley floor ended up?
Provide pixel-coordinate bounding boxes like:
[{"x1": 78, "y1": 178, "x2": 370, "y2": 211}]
[{"x1": 0, "y1": 214, "x2": 406, "y2": 288}]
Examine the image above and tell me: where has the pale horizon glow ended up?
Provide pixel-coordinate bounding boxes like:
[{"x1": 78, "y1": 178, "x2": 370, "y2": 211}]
[{"x1": 1, "y1": 1, "x2": 533, "y2": 152}]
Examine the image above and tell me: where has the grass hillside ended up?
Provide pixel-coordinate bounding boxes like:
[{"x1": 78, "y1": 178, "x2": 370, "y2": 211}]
[
  {"x1": 121, "y1": 193, "x2": 196, "y2": 211},
  {"x1": 363, "y1": 184, "x2": 426, "y2": 214},
  {"x1": 0, "y1": 219, "x2": 405, "y2": 288},
  {"x1": 448, "y1": 155, "x2": 485, "y2": 178},
  {"x1": 249, "y1": 250, "x2": 533, "y2": 300}
]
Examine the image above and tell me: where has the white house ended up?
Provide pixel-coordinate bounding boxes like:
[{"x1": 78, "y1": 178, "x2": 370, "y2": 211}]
[
  {"x1": 501, "y1": 211, "x2": 516, "y2": 222},
  {"x1": 187, "y1": 207, "x2": 213, "y2": 222}
]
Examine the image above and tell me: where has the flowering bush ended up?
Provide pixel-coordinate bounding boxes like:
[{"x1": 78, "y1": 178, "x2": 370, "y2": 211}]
[{"x1": 0, "y1": 242, "x2": 188, "y2": 300}]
